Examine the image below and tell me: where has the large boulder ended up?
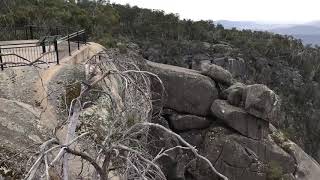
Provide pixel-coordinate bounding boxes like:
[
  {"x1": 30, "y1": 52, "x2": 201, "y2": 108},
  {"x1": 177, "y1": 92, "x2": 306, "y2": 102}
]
[
  {"x1": 243, "y1": 84, "x2": 280, "y2": 121},
  {"x1": 168, "y1": 113, "x2": 212, "y2": 131},
  {"x1": 185, "y1": 124, "x2": 296, "y2": 180},
  {"x1": 210, "y1": 100, "x2": 268, "y2": 140},
  {"x1": 201, "y1": 64, "x2": 235, "y2": 86},
  {"x1": 147, "y1": 61, "x2": 218, "y2": 116},
  {"x1": 221, "y1": 82, "x2": 245, "y2": 106}
]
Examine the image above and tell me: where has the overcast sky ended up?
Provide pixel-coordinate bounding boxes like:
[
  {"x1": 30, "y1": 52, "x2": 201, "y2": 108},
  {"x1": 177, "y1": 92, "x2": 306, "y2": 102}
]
[{"x1": 110, "y1": 0, "x2": 320, "y2": 24}]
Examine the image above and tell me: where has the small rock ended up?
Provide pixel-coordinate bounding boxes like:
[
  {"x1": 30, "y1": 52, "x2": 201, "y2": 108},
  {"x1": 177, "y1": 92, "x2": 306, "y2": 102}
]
[
  {"x1": 168, "y1": 114, "x2": 212, "y2": 131},
  {"x1": 201, "y1": 64, "x2": 235, "y2": 86},
  {"x1": 222, "y1": 82, "x2": 245, "y2": 106}
]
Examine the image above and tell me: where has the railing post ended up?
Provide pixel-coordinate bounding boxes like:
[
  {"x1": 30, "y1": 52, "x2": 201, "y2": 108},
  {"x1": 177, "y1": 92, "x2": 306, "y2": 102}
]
[
  {"x1": 54, "y1": 39, "x2": 59, "y2": 65},
  {"x1": 77, "y1": 31, "x2": 80, "y2": 50},
  {"x1": 30, "y1": 26, "x2": 33, "y2": 39},
  {"x1": 42, "y1": 40, "x2": 46, "y2": 53},
  {"x1": 84, "y1": 31, "x2": 87, "y2": 44},
  {"x1": 68, "y1": 34, "x2": 71, "y2": 56},
  {"x1": 0, "y1": 46, "x2": 4, "y2": 70}
]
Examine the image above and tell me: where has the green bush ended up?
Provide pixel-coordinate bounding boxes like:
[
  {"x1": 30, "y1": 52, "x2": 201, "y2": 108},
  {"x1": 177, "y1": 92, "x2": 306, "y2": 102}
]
[
  {"x1": 271, "y1": 131, "x2": 292, "y2": 153},
  {"x1": 266, "y1": 161, "x2": 283, "y2": 180}
]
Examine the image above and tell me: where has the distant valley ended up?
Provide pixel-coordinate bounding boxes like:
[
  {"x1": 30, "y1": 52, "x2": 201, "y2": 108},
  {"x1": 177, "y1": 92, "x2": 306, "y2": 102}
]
[{"x1": 216, "y1": 20, "x2": 320, "y2": 45}]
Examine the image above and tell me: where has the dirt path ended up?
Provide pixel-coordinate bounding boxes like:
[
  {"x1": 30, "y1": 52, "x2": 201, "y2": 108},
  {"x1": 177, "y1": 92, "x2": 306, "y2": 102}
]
[{"x1": 35, "y1": 64, "x2": 62, "y2": 129}]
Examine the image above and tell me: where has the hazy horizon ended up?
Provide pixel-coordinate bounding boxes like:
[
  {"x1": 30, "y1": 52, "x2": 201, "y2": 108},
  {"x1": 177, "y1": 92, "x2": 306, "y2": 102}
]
[{"x1": 110, "y1": 0, "x2": 320, "y2": 24}]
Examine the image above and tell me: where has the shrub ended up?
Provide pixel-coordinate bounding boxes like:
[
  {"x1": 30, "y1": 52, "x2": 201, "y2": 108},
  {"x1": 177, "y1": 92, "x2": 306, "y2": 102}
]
[
  {"x1": 266, "y1": 161, "x2": 283, "y2": 180},
  {"x1": 271, "y1": 131, "x2": 292, "y2": 153}
]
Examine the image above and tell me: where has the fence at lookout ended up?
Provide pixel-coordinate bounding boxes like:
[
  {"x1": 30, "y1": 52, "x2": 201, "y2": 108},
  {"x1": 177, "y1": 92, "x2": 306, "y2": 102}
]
[{"x1": 0, "y1": 25, "x2": 87, "y2": 70}]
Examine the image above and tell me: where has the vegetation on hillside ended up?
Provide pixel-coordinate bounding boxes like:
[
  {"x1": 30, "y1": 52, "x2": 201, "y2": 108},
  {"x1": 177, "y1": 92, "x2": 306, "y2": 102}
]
[{"x1": 1, "y1": 0, "x2": 320, "y2": 161}]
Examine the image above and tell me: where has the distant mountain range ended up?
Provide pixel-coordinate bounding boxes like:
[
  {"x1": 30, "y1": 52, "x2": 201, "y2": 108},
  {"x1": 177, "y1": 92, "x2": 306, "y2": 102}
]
[{"x1": 216, "y1": 20, "x2": 320, "y2": 45}]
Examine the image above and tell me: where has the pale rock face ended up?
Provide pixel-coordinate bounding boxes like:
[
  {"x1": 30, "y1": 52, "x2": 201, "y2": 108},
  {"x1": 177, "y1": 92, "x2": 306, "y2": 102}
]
[
  {"x1": 0, "y1": 98, "x2": 46, "y2": 146},
  {"x1": 242, "y1": 84, "x2": 280, "y2": 122},
  {"x1": 0, "y1": 67, "x2": 42, "y2": 107},
  {"x1": 0, "y1": 98, "x2": 48, "y2": 178}
]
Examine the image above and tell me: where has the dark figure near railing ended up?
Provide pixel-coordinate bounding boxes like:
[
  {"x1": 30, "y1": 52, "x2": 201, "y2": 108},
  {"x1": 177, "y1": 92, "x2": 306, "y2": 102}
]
[{"x1": 0, "y1": 26, "x2": 87, "y2": 70}]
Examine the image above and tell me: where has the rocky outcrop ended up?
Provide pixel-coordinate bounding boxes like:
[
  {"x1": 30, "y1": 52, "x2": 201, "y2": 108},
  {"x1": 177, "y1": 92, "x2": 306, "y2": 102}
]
[
  {"x1": 140, "y1": 38, "x2": 320, "y2": 162},
  {"x1": 180, "y1": 123, "x2": 295, "y2": 180},
  {"x1": 212, "y1": 57, "x2": 246, "y2": 79},
  {"x1": 147, "y1": 61, "x2": 218, "y2": 116},
  {"x1": 243, "y1": 84, "x2": 280, "y2": 121},
  {"x1": 1, "y1": 44, "x2": 320, "y2": 180},
  {"x1": 201, "y1": 63, "x2": 235, "y2": 86},
  {"x1": 210, "y1": 99, "x2": 268, "y2": 140},
  {"x1": 144, "y1": 53, "x2": 320, "y2": 179}
]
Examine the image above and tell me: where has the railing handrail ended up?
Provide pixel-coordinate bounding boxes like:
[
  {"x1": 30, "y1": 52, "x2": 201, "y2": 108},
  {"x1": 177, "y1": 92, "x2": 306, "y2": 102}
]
[
  {"x1": 0, "y1": 28, "x2": 87, "y2": 70},
  {"x1": 0, "y1": 25, "x2": 81, "y2": 41},
  {"x1": 58, "y1": 29, "x2": 85, "y2": 42},
  {"x1": 0, "y1": 41, "x2": 39, "y2": 47}
]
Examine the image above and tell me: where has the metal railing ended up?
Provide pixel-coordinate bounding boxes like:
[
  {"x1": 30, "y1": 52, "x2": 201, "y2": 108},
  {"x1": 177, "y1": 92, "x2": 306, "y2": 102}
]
[
  {"x1": 0, "y1": 29, "x2": 87, "y2": 70},
  {"x1": 0, "y1": 41, "x2": 56, "y2": 70},
  {"x1": 57, "y1": 29, "x2": 87, "y2": 61}
]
